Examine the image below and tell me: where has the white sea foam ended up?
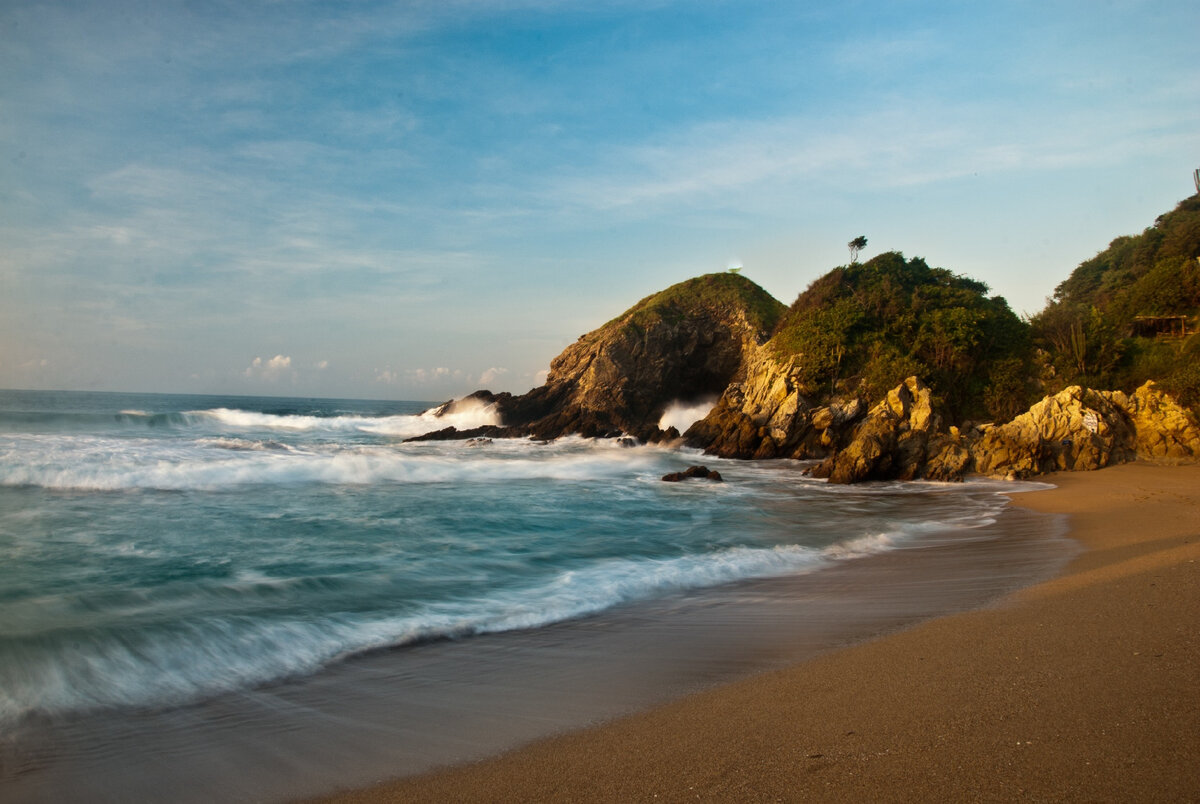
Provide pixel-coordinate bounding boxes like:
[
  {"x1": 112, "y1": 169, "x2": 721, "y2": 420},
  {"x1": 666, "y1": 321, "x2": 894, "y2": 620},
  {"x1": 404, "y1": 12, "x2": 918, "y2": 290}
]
[
  {"x1": 0, "y1": 433, "x2": 676, "y2": 491},
  {"x1": 657, "y1": 397, "x2": 718, "y2": 433},
  {"x1": 0, "y1": 511, "x2": 958, "y2": 727},
  {"x1": 0, "y1": 540, "x2": 831, "y2": 726},
  {"x1": 186, "y1": 399, "x2": 501, "y2": 439},
  {"x1": 821, "y1": 532, "x2": 897, "y2": 559}
]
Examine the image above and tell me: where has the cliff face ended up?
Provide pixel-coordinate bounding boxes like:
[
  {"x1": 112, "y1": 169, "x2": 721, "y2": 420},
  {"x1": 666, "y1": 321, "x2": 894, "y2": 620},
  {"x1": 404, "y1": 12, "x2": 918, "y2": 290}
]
[
  {"x1": 682, "y1": 348, "x2": 867, "y2": 460},
  {"x1": 432, "y1": 273, "x2": 786, "y2": 441}
]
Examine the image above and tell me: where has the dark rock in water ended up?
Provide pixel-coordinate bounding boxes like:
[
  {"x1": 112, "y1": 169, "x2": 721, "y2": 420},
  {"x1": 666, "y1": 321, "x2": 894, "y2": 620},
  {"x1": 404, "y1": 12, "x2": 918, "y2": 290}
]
[
  {"x1": 464, "y1": 437, "x2": 493, "y2": 446},
  {"x1": 405, "y1": 425, "x2": 519, "y2": 443},
  {"x1": 662, "y1": 465, "x2": 724, "y2": 483}
]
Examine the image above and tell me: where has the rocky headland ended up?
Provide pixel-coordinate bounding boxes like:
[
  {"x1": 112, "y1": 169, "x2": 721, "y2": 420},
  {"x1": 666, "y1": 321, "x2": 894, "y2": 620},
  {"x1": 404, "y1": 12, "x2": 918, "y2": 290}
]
[
  {"x1": 413, "y1": 196, "x2": 1200, "y2": 482},
  {"x1": 410, "y1": 272, "x2": 784, "y2": 443}
]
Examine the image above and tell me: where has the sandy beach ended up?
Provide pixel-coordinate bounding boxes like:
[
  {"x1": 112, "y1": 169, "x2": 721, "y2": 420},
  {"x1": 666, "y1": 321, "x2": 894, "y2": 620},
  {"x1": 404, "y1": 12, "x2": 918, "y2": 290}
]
[{"x1": 324, "y1": 461, "x2": 1200, "y2": 802}]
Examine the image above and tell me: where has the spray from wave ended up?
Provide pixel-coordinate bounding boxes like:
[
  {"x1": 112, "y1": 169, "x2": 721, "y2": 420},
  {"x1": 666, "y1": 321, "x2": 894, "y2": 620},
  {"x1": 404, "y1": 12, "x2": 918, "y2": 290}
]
[{"x1": 657, "y1": 397, "x2": 718, "y2": 433}]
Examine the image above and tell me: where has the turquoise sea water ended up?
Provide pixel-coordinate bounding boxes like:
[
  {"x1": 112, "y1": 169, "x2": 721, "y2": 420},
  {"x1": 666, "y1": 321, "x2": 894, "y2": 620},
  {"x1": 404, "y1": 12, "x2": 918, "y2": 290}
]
[{"x1": 0, "y1": 389, "x2": 1069, "y2": 801}]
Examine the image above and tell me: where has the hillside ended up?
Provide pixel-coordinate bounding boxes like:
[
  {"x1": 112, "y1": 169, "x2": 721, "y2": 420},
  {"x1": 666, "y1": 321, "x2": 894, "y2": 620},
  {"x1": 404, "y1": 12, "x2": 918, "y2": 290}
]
[
  {"x1": 420, "y1": 193, "x2": 1200, "y2": 459},
  {"x1": 1031, "y1": 194, "x2": 1200, "y2": 406},
  {"x1": 767, "y1": 252, "x2": 1029, "y2": 422}
]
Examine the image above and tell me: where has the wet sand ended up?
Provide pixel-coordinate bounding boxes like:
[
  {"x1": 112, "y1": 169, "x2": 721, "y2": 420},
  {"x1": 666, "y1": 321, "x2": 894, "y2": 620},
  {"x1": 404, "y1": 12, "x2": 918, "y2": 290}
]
[{"x1": 325, "y1": 462, "x2": 1200, "y2": 802}]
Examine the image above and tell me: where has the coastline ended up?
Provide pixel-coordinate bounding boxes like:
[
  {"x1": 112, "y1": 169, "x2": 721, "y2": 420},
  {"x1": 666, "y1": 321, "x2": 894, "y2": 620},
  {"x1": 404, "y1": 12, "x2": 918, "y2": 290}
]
[
  {"x1": 3, "y1": 476, "x2": 1073, "y2": 804},
  {"x1": 323, "y1": 462, "x2": 1200, "y2": 802}
]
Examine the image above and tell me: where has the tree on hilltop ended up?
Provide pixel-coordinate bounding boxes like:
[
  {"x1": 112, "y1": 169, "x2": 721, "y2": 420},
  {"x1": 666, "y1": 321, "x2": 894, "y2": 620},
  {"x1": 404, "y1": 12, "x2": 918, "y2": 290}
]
[{"x1": 848, "y1": 235, "x2": 868, "y2": 264}]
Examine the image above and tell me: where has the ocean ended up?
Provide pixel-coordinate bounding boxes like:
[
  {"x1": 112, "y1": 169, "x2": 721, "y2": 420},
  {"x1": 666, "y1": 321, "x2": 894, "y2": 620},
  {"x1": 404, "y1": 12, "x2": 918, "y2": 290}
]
[{"x1": 0, "y1": 389, "x2": 1075, "y2": 802}]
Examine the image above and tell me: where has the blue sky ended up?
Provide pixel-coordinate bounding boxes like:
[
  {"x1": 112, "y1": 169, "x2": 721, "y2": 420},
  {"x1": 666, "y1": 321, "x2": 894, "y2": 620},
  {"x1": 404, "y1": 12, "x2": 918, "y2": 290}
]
[{"x1": 2, "y1": 0, "x2": 1197, "y2": 400}]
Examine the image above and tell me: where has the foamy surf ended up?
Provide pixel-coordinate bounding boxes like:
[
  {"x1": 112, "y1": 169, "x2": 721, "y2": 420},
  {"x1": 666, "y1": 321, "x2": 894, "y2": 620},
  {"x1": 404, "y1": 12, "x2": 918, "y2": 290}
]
[
  {"x1": 188, "y1": 398, "x2": 500, "y2": 438},
  {"x1": 0, "y1": 532, "x2": 904, "y2": 726},
  {"x1": 0, "y1": 389, "x2": 1042, "y2": 732}
]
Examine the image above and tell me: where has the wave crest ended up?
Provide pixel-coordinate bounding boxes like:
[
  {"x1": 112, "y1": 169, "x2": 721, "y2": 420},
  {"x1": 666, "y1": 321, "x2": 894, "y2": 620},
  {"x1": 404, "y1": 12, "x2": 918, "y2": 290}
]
[{"x1": 657, "y1": 397, "x2": 718, "y2": 433}]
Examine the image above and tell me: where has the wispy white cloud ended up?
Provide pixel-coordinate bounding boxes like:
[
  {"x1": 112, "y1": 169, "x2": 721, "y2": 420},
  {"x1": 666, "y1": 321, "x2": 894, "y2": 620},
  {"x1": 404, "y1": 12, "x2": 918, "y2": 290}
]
[
  {"x1": 243, "y1": 354, "x2": 293, "y2": 381},
  {"x1": 535, "y1": 95, "x2": 1195, "y2": 216}
]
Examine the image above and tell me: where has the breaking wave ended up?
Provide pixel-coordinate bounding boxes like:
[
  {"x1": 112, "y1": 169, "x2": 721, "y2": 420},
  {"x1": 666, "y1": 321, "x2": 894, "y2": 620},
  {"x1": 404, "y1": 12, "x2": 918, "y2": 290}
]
[
  {"x1": 1, "y1": 534, "x2": 919, "y2": 725},
  {"x1": 657, "y1": 397, "x2": 718, "y2": 433}
]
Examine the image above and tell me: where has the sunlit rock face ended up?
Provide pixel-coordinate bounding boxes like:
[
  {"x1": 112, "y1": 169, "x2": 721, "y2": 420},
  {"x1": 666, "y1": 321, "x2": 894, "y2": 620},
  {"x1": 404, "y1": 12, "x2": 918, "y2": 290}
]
[
  {"x1": 971, "y1": 382, "x2": 1200, "y2": 479},
  {"x1": 459, "y1": 273, "x2": 786, "y2": 441}
]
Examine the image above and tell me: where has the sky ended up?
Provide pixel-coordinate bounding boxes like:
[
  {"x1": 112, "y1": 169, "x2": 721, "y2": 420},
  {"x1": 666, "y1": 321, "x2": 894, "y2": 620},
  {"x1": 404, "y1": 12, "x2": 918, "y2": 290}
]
[{"x1": 2, "y1": 0, "x2": 1198, "y2": 401}]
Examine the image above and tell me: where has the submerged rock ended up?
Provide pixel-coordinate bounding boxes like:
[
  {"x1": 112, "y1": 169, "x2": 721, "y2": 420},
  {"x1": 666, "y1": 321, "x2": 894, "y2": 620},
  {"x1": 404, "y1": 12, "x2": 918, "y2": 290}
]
[
  {"x1": 662, "y1": 465, "x2": 724, "y2": 482},
  {"x1": 405, "y1": 424, "x2": 520, "y2": 442}
]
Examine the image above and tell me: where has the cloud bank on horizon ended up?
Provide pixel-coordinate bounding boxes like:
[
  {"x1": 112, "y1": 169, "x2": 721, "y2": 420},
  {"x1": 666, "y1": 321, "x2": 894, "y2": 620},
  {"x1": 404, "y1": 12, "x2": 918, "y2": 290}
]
[{"x1": 1, "y1": 0, "x2": 1197, "y2": 399}]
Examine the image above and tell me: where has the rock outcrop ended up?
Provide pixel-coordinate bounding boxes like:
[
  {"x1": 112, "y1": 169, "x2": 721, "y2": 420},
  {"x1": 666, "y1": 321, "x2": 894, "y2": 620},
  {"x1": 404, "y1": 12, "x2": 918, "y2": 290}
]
[
  {"x1": 420, "y1": 273, "x2": 785, "y2": 442},
  {"x1": 683, "y1": 349, "x2": 870, "y2": 460},
  {"x1": 683, "y1": 351, "x2": 810, "y2": 459},
  {"x1": 408, "y1": 271, "x2": 1198, "y2": 483},
  {"x1": 971, "y1": 382, "x2": 1200, "y2": 479},
  {"x1": 972, "y1": 386, "x2": 1135, "y2": 478},
  {"x1": 809, "y1": 376, "x2": 969, "y2": 483},
  {"x1": 693, "y1": 374, "x2": 1198, "y2": 483},
  {"x1": 1111, "y1": 381, "x2": 1200, "y2": 461}
]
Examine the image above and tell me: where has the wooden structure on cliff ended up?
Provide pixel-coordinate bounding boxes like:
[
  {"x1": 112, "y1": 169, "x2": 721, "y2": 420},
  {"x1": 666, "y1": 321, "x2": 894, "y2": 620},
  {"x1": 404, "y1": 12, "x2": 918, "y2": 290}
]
[{"x1": 1131, "y1": 315, "x2": 1191, "y2": 339}]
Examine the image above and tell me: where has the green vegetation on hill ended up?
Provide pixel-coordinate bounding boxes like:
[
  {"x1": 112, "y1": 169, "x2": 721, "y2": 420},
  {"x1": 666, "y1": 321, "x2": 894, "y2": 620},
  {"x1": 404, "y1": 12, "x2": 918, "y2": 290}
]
[
  {"x1": 769, "y1": 252, "x2": 1030, "y2": 422},
  {"x1": 606, "y1": 271, "x2": 786, "y2": 338},
  {"x1": 1031, "y1": 194, "x2": 1200, "y2": 406}
]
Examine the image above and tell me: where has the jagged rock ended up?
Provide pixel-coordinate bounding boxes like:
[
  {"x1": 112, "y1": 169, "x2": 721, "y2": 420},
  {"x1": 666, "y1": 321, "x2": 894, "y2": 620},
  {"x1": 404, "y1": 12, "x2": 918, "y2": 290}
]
[
  {"x1": 966, "y1": 382, "x2": 1199, "y2": 479},
  {"x1": 662, "y1": 465, "x2": 724, "y2": 482},
  {"x1": 1110, "y1": 381, "x2": 1200, "y2": 461},
  {"x1": 811, "y1": 377, "x2": 948, "y2": 483},
  {"x1": 972, "y1": 386, "x2": 1136, "y2": 478},
  {"x1": 923, "y1": 429, "x2": 972, "y2": 482},
  {"x1": 448, "y1": 274, "x2": 784, "y2": 441},
  {"x1": 416, "y1": 272, "x2": 1199, "y2": 483},
  {"x1": 685, "y1": 351, "x2": 813, "y2": 459},
  {"x1": 684, "y1": 345, "x2": 876, "y2": 461}
]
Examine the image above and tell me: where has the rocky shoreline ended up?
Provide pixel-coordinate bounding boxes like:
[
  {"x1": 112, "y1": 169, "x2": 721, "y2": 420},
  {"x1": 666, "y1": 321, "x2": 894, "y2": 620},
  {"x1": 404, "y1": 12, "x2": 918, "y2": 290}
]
[{"x1": 408, "y1": 272, "x2": 1200, "y2": 482}]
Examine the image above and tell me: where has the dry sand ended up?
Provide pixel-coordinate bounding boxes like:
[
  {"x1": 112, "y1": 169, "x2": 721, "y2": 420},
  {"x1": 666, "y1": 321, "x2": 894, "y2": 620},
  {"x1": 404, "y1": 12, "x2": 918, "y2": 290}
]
[{"x1": 325, "y1": 462, "x2": 1200, "y2": 802}]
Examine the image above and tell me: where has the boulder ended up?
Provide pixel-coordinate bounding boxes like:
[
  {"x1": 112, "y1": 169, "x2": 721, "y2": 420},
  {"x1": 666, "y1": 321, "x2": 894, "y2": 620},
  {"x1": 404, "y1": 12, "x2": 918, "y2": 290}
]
[
  {"x1": 1109, "y1": 381, "x2": 1200, "y2": 461},
  {"x1": 922, "y1": 428, "x2": 972, "y2": 482},
  {"x1": 972, "y1": 386, "x2": 1136, "y2": 478},
  {"x1": 662, "y1": 465, "x2": 724, "y2": 482}
]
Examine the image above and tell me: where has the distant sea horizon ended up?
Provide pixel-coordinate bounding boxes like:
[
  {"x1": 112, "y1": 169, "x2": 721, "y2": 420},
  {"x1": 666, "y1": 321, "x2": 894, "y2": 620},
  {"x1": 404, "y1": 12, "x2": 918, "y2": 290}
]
[{"x1": 0, "y1": 388, "x2": 1076, "y2": 802}]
